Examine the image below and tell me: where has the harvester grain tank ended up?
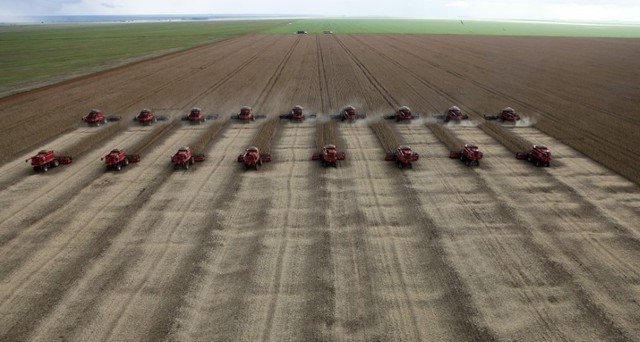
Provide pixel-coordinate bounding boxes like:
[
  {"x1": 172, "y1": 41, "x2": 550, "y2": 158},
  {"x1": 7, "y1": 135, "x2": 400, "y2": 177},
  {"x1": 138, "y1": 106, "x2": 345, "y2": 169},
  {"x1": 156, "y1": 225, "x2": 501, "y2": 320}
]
[
  {"x1": 81, "y1": 109, "x2": 121, "y2": 126},
  {"x1": 515, "y1": 145, "x2": 551, "y2": 166},
  {"x1": 171, "y1": 146, "x2": 205, "y2": 170},
  {"x1": 385, "y1": 145, "x2": 419, "y2": 169},
  {"x1": 182, "y1": 108, "x2": 218, "y2": 123},
  {"x1": 312, "y1": 144, "x2": 346, "y2": 167},
  {"x1": 25, "y1": 150, "x2": 72, "y2": 172},
  {"x1": 237, "y1": 146, "x2": 271, "y2": 170},
  {"x1": 484, "y1": 107, "x2": 521, "y2": 122},
  {"x1": 101, "y1": 149, "x2": 140, "y2": 171},
  {"x1": 279, "y1": 105, "x2": 316, "y2": 122},
  {"x1": 230, "y1": 106, "x2": 266, "y2": 122},
  {"x1": 449, "y1": 144, "x2": 483, "y2": 166},
  {"x1": 333, "y1": 106, "x2": 366, "y2": 122},
  {"x1": 384, "y1": 106, "x2": 420, "y2": 122}
]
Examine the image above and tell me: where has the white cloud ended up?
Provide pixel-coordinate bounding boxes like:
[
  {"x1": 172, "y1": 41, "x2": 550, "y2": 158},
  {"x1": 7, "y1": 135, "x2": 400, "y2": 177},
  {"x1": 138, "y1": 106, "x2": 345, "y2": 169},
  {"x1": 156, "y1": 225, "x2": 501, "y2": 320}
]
[{"x1": 447, "y1": 1, "x2": 470, "y2": 8}]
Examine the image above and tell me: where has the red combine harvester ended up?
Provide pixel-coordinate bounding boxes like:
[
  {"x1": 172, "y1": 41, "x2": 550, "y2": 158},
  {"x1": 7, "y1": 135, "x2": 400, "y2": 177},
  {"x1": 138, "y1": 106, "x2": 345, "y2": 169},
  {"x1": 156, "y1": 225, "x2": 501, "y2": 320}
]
[
  {"x1": 484, "y1": 107, "x2": 521, "y2": 123},
  {"x1": 101, "y1": 149, "x2": 140, "y2": 171},
  {"x1": 25, "y1": 150, "x2": 72, "y2": 172},
  {"x1": 449, "y1": 144, "x2": 483, "y2": 166},
  {"x1": 230, "y1": 106, "x2": 266, "y2": 122},
  {"x1": 171, "y1": 146, "x2": 205, "y2": 170},
  {"x1": 433, "y1": 106, "x2": 469, "y2": 122},
  {"x1": 332, "y1": 106, "x2": 367, "y2": 122},
  {"x1": 279, "y1": 105, "x2": 316, "y2": 122},
  {"x1": 81, "y1": 109, "x2": 121, "y2": 126},
  {"x1": 384, "y1": 106, "x2": 420, "y2": 122},
  {"x1": 181, "y1": 108, "x2": 218, "y2": 124},
  {"x1": 312, "y1": 144, "x2": 346, "y2": 167},
  {"x1": 237, "y1": 146, "x2": 271, "y2": 170},
  {"x1": 516, "y1": 145, "x2": 551, "y2": 167},
  {"x1": 385, "y1": 145, "x2": 419, "y2": 169},
  {"x1": 134, "y1": 109, "x2": 169, "y2": 125}
]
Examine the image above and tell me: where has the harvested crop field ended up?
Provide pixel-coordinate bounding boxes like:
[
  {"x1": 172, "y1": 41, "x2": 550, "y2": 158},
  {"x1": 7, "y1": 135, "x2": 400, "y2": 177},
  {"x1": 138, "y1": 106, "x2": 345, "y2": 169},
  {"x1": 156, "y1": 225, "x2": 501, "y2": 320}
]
[{"x1": 0, "y1": 33, "x2": 639, "y2": 341}]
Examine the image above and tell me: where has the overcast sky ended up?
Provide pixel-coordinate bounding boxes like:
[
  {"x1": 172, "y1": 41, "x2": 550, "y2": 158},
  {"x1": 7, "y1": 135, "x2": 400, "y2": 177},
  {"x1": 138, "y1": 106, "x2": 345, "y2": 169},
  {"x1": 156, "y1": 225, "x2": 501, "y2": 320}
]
[{"x1": 2, "y1": 0, "x2": 640, "y2": 22}]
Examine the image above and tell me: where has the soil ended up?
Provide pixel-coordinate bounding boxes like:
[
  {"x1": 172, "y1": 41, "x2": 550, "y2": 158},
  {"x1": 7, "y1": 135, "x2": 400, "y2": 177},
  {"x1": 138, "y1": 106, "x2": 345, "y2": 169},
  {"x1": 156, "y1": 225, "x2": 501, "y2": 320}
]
[{"x1": 0, "y1": 33, "x2": 639, "y2": 341}]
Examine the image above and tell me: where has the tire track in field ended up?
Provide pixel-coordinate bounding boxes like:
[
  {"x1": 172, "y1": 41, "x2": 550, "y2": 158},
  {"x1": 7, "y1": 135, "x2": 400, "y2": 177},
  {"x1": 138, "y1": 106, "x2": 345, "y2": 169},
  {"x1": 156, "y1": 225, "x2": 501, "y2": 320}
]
[
  {"x1": 447, "y1": 124, "x2": 637, "y2": 338},
  {"x1": 356, "y1": 35, "x2": 640, "y2": 180},
  {"x1": 0, "y1": 35, "x2": 292, "y2": 340},
  {"x1": 96, "y1": 125, "x2": 250, "y2": 341},
  {"x1": 0, "y1": 35, "x2": 267, "y2": 136},
  {"x1": 316, "y1": 35, "x2": 332, "y2": 113},
  {"x1": 253, "y1": 36, "x2": 301, "y2": 110},
  {"x1": 259, "y1": 122, "x2": 310, "y2": 342},
  {"x1": 81, "y1": 36, "x2": 300, "y2": 340},
  {"x1": 0, "y1": 126, "x2": 198, "y2": 341},
  {"x1": 0, "y1": 127, "x2": 146, "y2": 247},
  {"x1": 0, "y1": 36, "x2": 282, "y2": 250},
  {"x1": 335, "y1": 35, "x2": 497, "y2": 339},
  {"x1": 399, "y1": 124, "x2": 629, "y2": 340},
  {"x1": 398, "y1": 35, "x2": 638, "y2": 125},
  {"x1": 333, "y1": 35, "x2": 398, "y2": 109}
]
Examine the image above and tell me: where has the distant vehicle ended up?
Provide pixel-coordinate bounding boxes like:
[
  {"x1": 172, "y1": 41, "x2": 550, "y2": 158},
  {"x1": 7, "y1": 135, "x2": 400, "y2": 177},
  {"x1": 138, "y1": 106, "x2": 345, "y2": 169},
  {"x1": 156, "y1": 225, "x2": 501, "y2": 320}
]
[
  {"x1": 134, "y1": 109, "x2": 169, "y2": 125},
  {"x1": 101, "y1": 149, "x2": 140, "y2": 171},
  {"x1": 237, "y1": 146, "x2": 271, "y2": 170},
  {"x1": 279, "y1": 105, "x2": 316, "y2": 122},
  {"x1": 296, "y1": 30, "x2": 308, "y2": 34},
  {"x1": 385, "y1": 145, "x2": 420, "y2": 169},
  {"x1": 171, "y1": 146, "x2": 205, "y2": 170},
  {"x1": 433, "y1": 106, "x2": 469, "y2": 122},
  {"x1": 25, "y1": 150, "x2": 72, "y2": 172},
  {"x1": 516, "y1": 145, "x2": 551, "y2": 167},
  {"x1": 230, "y1": 106, "x2": 266, "y2": 122},
  {"x1": 81, "y1": 109, "x2": 120, "y2": 126},
  {"x1": 181, "y1": 108, "x2": 218, "y2": 124},
  {"x1": 449, "y1": 144, "x2": 483, "y2": 166},
  {"x1": 312, "y1": 144, "x2": 346, "y2": 167},
  {"x1": 484, "y1": 107, "x2": 521, "y2": 122},
  {"x1": 332, "y1": 105, "x2": 366, "y2": 122},
  {"x1": 323, "y1": 30, "x2": 333, "y2": 34},
  {"x1": 384, "y1": 106, "x2": 420, "y2": 122}
]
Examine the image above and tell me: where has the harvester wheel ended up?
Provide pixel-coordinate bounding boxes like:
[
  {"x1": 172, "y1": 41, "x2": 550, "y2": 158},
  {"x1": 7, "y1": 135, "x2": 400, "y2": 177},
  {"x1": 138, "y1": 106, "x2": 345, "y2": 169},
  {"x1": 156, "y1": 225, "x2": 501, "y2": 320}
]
[
  {"x1": 545, "y1": 162, "x2": 550, "y2": 167},
  {"x1": 174, "y1": 164, "x2": 180, "y2": 170},
  {"x1": 124, "y1": 158, "x2": 129, "y2": 166},
  {"x1": 116, "y1": 163, "x2": 122, "y2": 171},
  {"x1": 42, "y1": 165, "x2": 49, "y2": 172},
  {"x1": 189, "y1": 158, "x2": 194, "y2": 165},
  {"x1": 185, "y1": 162, "x2": 189, "y2": 170},
  {"x1": 52, "y1": 160, "x2": 60, "y2": 167},
  {"x1": 408, "y1": 163, "x2": 413, "y2": 169},
  {"x1": 397, "y1": 161, "x2": 403, "y2": 169}
]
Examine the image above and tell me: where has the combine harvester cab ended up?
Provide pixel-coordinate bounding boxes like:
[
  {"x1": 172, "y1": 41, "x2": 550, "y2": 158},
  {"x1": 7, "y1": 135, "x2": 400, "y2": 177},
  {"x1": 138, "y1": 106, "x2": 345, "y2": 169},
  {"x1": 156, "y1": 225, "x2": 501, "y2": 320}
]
[
  {"x1": 181, "y1": 108, "x2": 218, "y2": 124},
  {"x1": 449, "y1": 144, "x2": 483, "y2": 166},
  {"x1": 384, "y1": 106, "x2": 419, "y2": 122},
  {"x1": 81, "y1": 109, "x2": 121, "y2": 126},
  {"x1": 385, "y1": 145, "x2": 419, "y2": 169},
  {"x1": 516, "y1": 145, "x2": 551, "y2": 167},
  {"x1": 171, "y1": 146, "x2": 205, "y2": 170},
  {"x1": 237, "y1": 146, "x2": 271, "y2": 171},
  {"x1": 101, "y1": 149, "x2": 140, "y2": 171},
  {"x1": 279, "y1": 105, "x2": 316, "y2": 122},
  {"x1": 231, "y1": 106, "x2": 266, "y2": 123},
  {"x1": 134, "y1": 109, "x2": 169, "y2": 125},
  {"x1": 26, "y1": 150, "x2": 73, "y2": 172},
  {"x1": 433, "y1": 106, "x2": 469, "y2": 123},
  {"x1": 332, "y1": 106, "x2": 366, "y2": 122},
  {"x1": 312, "y1": 144, "x2": 346, "y2": 167},
  {"x1": 484, "y1": 107, "x2": 521, "y2": 123}
]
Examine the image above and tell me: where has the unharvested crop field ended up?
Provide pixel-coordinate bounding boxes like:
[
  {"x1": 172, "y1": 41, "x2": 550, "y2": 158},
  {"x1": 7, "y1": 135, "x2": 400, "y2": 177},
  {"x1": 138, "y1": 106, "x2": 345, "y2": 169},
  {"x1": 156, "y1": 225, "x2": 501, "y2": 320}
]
[{"x1": 0, "y1": 33, "x2": 639, "y2": 341}]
